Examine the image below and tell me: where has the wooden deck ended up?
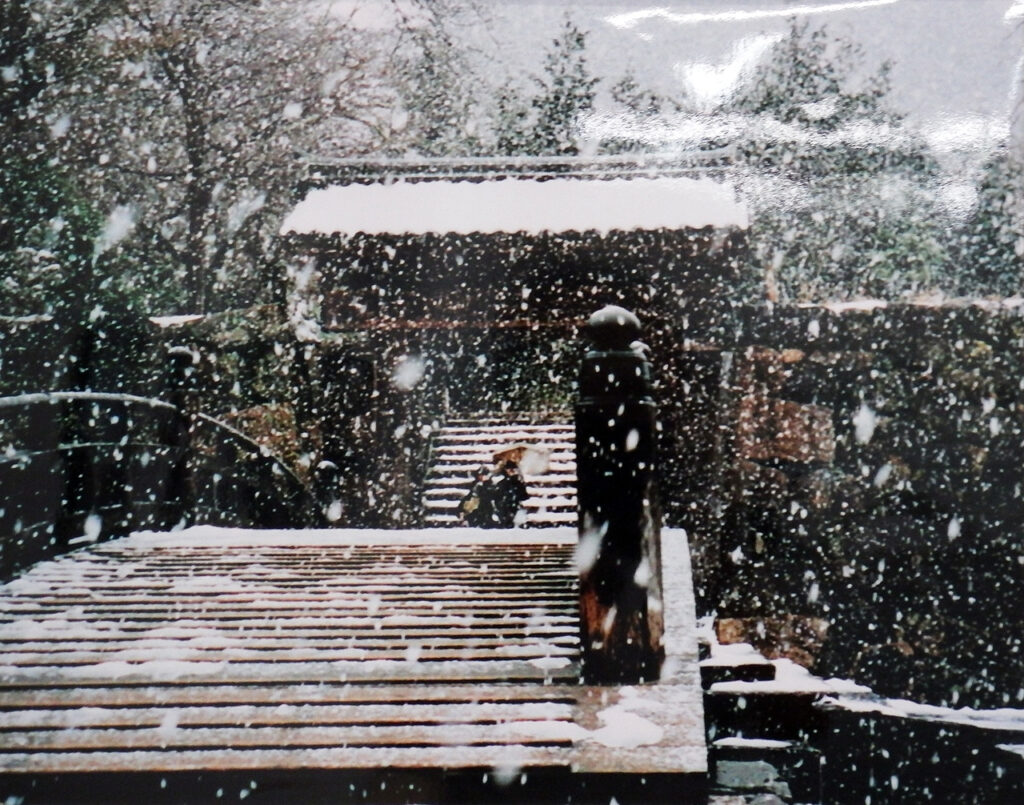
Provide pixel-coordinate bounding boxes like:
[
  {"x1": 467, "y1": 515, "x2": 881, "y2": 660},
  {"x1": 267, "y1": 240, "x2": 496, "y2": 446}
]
[{"x1": 0, "y1": 527, "x2": 705, "y2": 802}]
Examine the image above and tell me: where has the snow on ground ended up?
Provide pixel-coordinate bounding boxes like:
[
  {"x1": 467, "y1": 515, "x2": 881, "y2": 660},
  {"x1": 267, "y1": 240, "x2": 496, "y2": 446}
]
[
  {"x1": 700, "y1": 612, "x2": 873, "y2": 695},
  {"x1": 701, "y1": 615, "x2": 1024, "y2": 724},
  {"x1": 822, "y1": 694, "x2": 1024, "y2": 733},
  {"x1": 148, "y1": 314, "x2": 205, "y2": 327},
  {"x1": 709, "y1": 657, "x2": 873, "y2": 696},
  {"x1": 712, "y1": 736, "x2": 794, "y2": 750}
]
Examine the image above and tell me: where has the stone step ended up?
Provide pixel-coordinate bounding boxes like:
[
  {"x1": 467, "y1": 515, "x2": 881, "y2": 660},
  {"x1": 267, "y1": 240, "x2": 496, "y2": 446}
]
[
  {"x1": 425, "y1": 448, "x2": 577, "y2": 460},
  {"x1": 423, "y1": 485, "x2": 579, "y2": 498},
  {"x1": 816, "y1": 696, "x2": 1024, "y2": 803},
  {"x1": 429, "y1": 457, "x2": 577, "y2": 469},
  {"x1": 424, "y1": 478, "x2": 578, "y2": 492},
  {"x1": 424, "y1": 511, "x2": 578, "y2": 526},
  {"x1": 422, "y1": 415, "x2": 578, "y2": 528},
  {"x1": 427, "y1": 466, "x2": 577, "y2": 481},
  {"x1": 439, "y1": 425, "x2": 575, "y2": 436},
  {"x1": 706, "y1": 689, "x2": 828, "y2": 746},
  {"x1": 430, "y1": 442, "x2": 576, "y2": 454},
  {"x1": 424, "y1": 498, "x2": 577, "y2": 512},
  {"x1": 699, "y1": 650, "x2": 777, "y2": 690},
  {"x1": 444, "y1": 417, "x2": 572, "y2": 427},
  {"x1": 709, "y1": 738, "x2": 823, "y2": 803}
]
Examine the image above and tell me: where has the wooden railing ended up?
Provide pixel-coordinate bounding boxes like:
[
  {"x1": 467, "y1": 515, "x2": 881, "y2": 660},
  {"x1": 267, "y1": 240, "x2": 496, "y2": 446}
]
[{"x1": 0, "y1": 391, "x2": 321, "y2": 580}]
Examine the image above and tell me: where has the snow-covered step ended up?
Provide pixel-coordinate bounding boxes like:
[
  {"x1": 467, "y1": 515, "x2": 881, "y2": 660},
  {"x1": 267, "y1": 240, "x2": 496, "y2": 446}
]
[
  {"x1": 424, "y1": 511, "x2": 578, "y2": 526},
  {"x1": 423, "y1": 464, "x2": 578, "y2": 476},
  {"x1": 424, "y1": 497, "x2": 577, "y2": 512},
  {"x1": 423, "y1": 415, "x2": 578, "y2": 528},
  {"x1": 429, "y1": 454, "x2": 577, "y2": 464},
  {"x1": 423, "y1": 473, "x2": 578, "y2": 483},
  {"x1": 443, "y1": 418, "x2": 573, "y2": 428},
  {"x1": 423, "y1": 485, "x2": 579, "y2": 499},
  {"x1": 431, "y1": 439, "x2": 574, "y2": 453},
  {"x1": 437, "y1": 430, "x2": 575, "y2": 441}
]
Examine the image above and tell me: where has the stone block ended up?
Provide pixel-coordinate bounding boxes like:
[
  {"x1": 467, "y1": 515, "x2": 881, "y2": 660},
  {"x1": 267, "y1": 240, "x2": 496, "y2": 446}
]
[
  {"x1": 737, "y1": 398, "x2": 835, "y2": 464},
  {"x1": 716, "y1": 616, "x2": 830, "y2": 669}
]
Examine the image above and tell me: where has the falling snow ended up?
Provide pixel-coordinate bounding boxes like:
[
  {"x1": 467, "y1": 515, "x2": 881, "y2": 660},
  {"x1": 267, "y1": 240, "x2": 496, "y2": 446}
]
[{"x1": 2, "y1": 1, "x2": 1023, "y2": 800}]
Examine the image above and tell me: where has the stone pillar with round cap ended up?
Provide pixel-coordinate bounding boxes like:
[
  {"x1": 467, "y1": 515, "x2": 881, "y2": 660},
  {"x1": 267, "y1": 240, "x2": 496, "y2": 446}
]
[{"x1": 575, "y1": 305, "x2": 665, "y2": 684}]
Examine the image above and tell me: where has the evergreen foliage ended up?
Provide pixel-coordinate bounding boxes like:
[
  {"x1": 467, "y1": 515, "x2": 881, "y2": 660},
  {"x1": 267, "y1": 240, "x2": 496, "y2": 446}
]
[
  {"x1": 953, "y1": 149, "x2": 1024, "y2": 296},
  {"x1": 731, "y1": 20, "x2": 896, "y2": 131},
  {"x1": 392, "y1": 27, "x2": 485, "y2": 157},
  {"x1": 530, "y1": 19, "x2": 599, "y2": 156},
  {"x1": 0, "y1": 157, "x2": 98, "y2": 318},
  {"x1": 599, "y1": 72, "x2": 682, "y2": 155},
  {"x1": 727, "y1": 20, "x2": 949, "y2": 302},
  {"x1": 492, "y1": 18, "x2": 599, "y2": 156}
]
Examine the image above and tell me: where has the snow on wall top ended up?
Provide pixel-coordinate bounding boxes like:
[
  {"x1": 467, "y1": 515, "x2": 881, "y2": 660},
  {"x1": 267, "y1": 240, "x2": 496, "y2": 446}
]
[{"x1": 280, "y1": 176, "x2": 748, "y2": 236}]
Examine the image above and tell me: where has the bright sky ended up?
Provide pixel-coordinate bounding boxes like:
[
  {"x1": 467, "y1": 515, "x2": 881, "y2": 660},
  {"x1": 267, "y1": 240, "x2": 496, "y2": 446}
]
[
  {"x1": 468, "y1": 0, "x2": 1023, "y2": 148},
  {"x1": 604, "y1": 0, "x2": 903, "y2": 28}
]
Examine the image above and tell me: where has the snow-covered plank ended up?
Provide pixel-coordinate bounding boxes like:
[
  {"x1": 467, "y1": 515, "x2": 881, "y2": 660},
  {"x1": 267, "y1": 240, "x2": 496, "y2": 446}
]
[
  {"x1": 2, "y1": 580, "x2": 576, "y2": 596},
  {"x1": 0, "y1": 614, "x2": 578, "y2": 631},
  {"x1": 1, "y1": 635, "x2": 579, "y2": 652},
  {"x1": 3, "y1": 722, "x2": 583, "y2": 752},
  {"x1": 0, "y1": 659, "x2": 580, "y2": 687},
  {"x1": 0, "y1": 682, "x2": 580, "y2": 709},
  {"x1": 0, "y1": 582, "x2": 577, "y2": 599},
  {"x1": 0, "y1": 604, "x2": 578, "y2": 621},
  {"x1": 1, "y1": 590, "x2": 575, "y2": 607},
  {"x1": 0, "y1": 527, "x2": 711, "y2": 781},
  {"x1": 570, "y1": 685, "x2": 707, "y2": 774},
  {"x1": 2, "y1": 644, "x2": 578, "y2": 665},
  {"x1": 23, "y1": 556, "x2": 575, "y2": 569},
  {"x1": 0, "y1": 701, "x2": 577, "y2": 729},
  {"x1": 7, "y1": 573, "x2": 576, "y2": 591},
  {"x1": 0, "y1": 745, "x2": 573, "y2": 774},
  {"x1": 659, "y1": 527, "x2": 703, "y2": 682}
]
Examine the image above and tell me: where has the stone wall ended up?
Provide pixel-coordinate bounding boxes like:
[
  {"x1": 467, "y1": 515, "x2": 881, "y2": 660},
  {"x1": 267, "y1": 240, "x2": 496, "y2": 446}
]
[{"x1": 662, "y1": 302, "x2": 1024, "y2": 709}]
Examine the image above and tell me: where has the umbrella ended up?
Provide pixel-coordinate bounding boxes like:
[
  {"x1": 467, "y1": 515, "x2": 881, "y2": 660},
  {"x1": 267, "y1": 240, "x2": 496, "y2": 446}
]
[{"x1": 493, "y1": 443, "x2": 552, "y2": 476}]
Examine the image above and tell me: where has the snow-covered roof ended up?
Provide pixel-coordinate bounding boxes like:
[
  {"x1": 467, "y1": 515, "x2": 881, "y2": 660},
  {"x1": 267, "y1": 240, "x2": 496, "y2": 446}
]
[{"x1": 280, "y1": 175, "x2": 748, "y2": 236}]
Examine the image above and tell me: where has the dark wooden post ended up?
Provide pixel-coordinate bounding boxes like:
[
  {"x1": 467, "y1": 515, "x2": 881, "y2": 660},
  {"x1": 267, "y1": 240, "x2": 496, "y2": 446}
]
[
  {"x1": 165, "y1": 345, "x2": 199, "y2": 529},
  {"x1": 575, "y1": 305, "x2": 665, "y2": 684}
]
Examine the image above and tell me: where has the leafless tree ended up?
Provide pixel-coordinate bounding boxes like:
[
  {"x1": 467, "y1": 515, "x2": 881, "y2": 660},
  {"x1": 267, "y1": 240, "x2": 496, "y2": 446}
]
[{"x1": 41, "y1": 0, "x2": 399, "y2": 313}]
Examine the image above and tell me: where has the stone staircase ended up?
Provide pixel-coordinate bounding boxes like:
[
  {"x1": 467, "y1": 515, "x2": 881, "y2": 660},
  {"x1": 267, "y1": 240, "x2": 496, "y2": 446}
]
[
  {"x1": 422, "y1": 415, "x2": 577, "y2": 527},
  {"x1": 701, "y1": 632, "x2": 1024, "y2": 803},
  {"x1": 700, "y1": 633, "x2": 826, "y2": 803}
]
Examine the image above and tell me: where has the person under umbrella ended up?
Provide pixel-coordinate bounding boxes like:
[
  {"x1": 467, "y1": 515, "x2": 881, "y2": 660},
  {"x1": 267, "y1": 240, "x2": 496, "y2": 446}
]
[
  {"x1": 459, "y1": 465, "x2": 497, "y2": 527},
  {"x1": 493, "y1": 460, "x2": 528, "y2": 528}
]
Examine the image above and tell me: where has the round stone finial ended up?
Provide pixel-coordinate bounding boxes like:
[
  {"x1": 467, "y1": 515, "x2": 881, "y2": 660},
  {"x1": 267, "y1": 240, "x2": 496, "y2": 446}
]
[{"x1": 585, "y1": 305, "x2": 642, "y2": 350}]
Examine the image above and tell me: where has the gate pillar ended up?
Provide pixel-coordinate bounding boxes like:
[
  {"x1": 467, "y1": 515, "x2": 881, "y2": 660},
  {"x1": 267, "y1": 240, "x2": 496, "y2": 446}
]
[{"x1": 575, "y1": 305, "x2": 665, "y2": 683}]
